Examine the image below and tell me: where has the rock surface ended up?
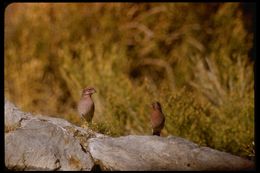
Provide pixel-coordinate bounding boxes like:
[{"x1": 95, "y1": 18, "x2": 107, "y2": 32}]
[
  {"x1": 89, "y1": 135, "x2": 254, "y2": 171},
  {"x1": 5, "y1": 100, "x2": 255, "y2": 171},
  {"x1": 5, "y1": 100, "x2": 103, "y2": 171}
]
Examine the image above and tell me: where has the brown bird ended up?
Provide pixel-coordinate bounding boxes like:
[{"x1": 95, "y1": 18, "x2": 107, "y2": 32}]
[
  {"x1": 78, "y1": 87, "x2": 96, "y2": 125},
  {"x1": 150, "y1": 101, "x2": 165, "y2": 136}
]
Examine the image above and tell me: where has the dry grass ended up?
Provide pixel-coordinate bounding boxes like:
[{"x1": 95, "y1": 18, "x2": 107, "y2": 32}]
[
  {"x1": 4, "y1": 3, "x2": 254, "y2": 159},
  {"x1": 5, "y1": 124, "x2": 20, "y2": 133}
]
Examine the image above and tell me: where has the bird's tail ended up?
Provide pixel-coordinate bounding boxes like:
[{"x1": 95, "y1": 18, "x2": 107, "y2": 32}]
[{"x1": 152, "y1": 131, "x2": 161, "y2": 136}]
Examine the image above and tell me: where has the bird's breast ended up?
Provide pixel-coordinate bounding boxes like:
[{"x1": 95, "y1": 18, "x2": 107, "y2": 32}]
[{"x1": 78, "y1": 98, "x2": 94, "y2": 115}]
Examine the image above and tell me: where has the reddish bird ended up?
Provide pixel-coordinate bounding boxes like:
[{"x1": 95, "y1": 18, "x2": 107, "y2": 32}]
[
  {"x1": 150, "y1": 101, "x2": 165, "y2": 136},
  {"x1": 77, "y1": 87, "x2": 96, "y2": 124}
]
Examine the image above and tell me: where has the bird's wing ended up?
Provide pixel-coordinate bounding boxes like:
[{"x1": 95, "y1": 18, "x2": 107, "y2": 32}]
[
  {"x1": 85, "y1": 103, "x2": 95, "y2": 123},
  {"x1": 152, "y1": 112, "x2": 165, "y2": 131}
]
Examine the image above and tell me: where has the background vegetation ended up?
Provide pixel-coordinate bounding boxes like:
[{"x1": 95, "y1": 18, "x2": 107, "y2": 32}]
[{"x1": 5, "y1": 3, "x2": 254, "y2": 159}]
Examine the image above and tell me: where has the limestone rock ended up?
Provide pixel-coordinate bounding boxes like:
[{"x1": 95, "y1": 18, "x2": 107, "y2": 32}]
[
  {"x1": 88, "y1": 135, "x2": 254, "y2": 171},
  {"x1": 4, "y1": 100, "x2": 103, "y2": 171},
  {"x1": 5, "y1": 100, "x2": 254, "y2": 171}
]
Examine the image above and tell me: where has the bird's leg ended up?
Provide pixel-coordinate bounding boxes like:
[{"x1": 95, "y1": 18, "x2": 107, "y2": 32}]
[{"x1": 152, "y1": 130, "x2": 161, "y2": 136}]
